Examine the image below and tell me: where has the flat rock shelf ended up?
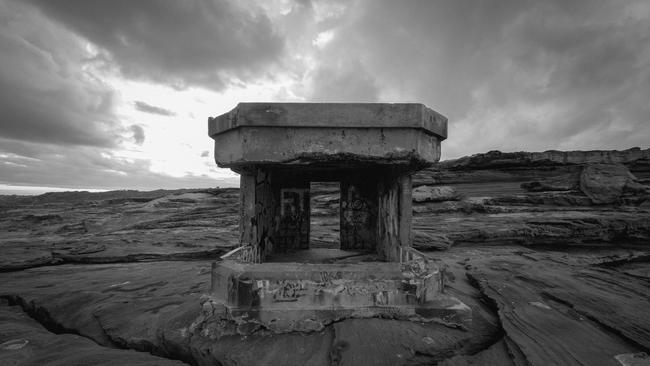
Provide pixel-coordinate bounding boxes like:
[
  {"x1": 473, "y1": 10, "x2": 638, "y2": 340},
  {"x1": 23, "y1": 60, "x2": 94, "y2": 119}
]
[{"x1": 1, "y1": 147, "x2": 649, "y2": 365}]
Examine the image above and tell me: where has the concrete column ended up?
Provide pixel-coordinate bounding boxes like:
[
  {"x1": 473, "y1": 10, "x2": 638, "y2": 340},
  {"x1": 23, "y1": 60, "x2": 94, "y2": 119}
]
[
  {"x1": 276, "y1": 180, "x2": 310, "y2": 251},
  {"x1": 239, "y1": 171, "x2": 256, "y2": 246},
  {"x1": 377, "y1": 173, "x2": 413, "y2": 261},
  {"x1": 398, "y1": 174, "x2": 413, "y2": 251},
  {"x1": 340, "y1": 178, "x2": 378, "y2": 252},
  {"x1": 253, "y1": 167, "x2": 276, "y2": 256}
]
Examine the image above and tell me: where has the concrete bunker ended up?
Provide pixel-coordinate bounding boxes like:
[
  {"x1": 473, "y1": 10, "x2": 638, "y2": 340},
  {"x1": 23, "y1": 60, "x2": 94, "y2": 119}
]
[
  {"x1": 207, "y1": 103, "x2": 470, "y2": 332},
  {"x1": 209, "y1": 103, "x2": 447, "y2": 262},
  {"x1": 236, "y1": 165, "x2": 415, "y2": 261}
]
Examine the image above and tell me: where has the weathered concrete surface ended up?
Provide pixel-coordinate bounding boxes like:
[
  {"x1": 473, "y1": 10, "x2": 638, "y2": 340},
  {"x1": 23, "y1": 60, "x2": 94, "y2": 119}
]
[
  {"x1": 212, "y1": 103, "x2": 443, "y2": 264},
  {"x1": 208, "y1": 103, "x2": 447, "y2": 168},
  {"x1": 209, "y1": 103, "x2": 447, "y2": 138},
  {"x1": 210, "y1": 259, "x2": 469, "y2": 333},
  {"x1": 236, "y1": 164, "x2": 416, "y2": 261},
  {"x1": 212, "y1": 127, "x2": 442, "y2": 167}
]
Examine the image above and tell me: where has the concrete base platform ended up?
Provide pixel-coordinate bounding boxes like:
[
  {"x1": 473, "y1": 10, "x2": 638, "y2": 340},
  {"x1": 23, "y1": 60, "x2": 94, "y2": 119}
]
[
  {"x1": 210, "y1": 259, "x2": 472, "y2": 333},
  {"x1": 265, "y1": 248, "x2": 377, "y2": 263}
]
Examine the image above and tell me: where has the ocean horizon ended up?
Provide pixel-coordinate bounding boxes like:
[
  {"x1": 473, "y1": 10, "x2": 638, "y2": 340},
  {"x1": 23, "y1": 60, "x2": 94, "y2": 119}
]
[{"x1": 0, "y1": 184, "x2": 107, "y2": 196}]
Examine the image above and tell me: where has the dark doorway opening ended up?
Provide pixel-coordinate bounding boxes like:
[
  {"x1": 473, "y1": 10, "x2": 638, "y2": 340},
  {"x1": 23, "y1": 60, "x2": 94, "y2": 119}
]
[{"x1": 309, "y1": 181, "x2": 340, "y2": 249}]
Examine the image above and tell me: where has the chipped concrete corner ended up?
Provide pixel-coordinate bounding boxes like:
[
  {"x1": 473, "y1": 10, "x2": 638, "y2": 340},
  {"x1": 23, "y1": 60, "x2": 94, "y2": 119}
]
[{"x1": 205, "y1": 102, "x2": 470, "y2": 334}]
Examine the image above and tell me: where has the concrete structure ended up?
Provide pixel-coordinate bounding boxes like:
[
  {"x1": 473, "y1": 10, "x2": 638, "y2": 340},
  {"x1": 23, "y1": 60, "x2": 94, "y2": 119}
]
[
  {"x1": 210, "y1": 258, "x2": 470, "y2": 333},
  {"x1": 208, "y1": 103, "x2": 447, "y2": 262},
  {"x1": 207, "y1": 103, "x2": 470, "y2": 332}
]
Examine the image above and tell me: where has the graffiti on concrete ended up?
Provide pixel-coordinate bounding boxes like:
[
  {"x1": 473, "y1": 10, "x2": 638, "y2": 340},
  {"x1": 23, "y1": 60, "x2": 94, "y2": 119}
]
[
  {"x1": 278, "y1": 188, "x2": 310, "y2": 250},
  {"x1": 273, "y1": 280, "x2": 304, "y2": 302},
  {"x1": 341, "y1": 186, "x2": 370, "y2": 226}
]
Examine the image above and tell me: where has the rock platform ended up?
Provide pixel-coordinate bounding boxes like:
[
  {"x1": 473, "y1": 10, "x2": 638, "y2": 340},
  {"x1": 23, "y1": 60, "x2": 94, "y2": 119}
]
[{"x1": 0, "y1": 148, "x2": 648, "y2": 365}]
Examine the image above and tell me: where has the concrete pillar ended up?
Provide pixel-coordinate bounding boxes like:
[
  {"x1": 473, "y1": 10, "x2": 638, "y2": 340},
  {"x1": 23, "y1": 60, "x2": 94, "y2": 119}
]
[
  {"x1": 239, "y1": 172, "x2": 256, "y2": 246},
  {"x1": 253, "y1": 167, "x2": 276, "y2": 256},
  {"x1": 398, "y1": 174, "x2": 413, "y2": 253},
  {"x1": 239, "y1": 166, "x2": 313, "y2": 257},
  {"x1": 276, "y1": 181, "x2": 310, "y2": 251},
  {"x1": 377, "y1": 173, "x2": 412, "y2": 262},
  {"x1": 340, "y1": 178, "x2": 378, "y2": 251}
]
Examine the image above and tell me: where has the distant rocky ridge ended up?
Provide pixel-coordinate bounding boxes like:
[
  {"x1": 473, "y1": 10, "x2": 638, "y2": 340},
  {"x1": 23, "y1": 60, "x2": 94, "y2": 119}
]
[
  {"x1": 437, "y1": 147, "x2": 650, "y2": 170},
  {"x1": 414, "y1": 147, "x2": 650, "y2": 188}
]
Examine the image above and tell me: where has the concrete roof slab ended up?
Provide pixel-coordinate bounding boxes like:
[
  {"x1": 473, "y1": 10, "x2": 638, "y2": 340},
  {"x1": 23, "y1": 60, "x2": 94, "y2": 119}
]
[
  {"x1": 209, "y1": 103, "x2": 447, "y2": 140},
  {"x1": 208, "y1": 103, "x2": 448, "y2": 168}
]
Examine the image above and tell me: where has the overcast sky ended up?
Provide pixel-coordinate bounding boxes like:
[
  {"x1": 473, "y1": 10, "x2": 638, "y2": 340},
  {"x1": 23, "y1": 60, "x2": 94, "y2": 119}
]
[{"x1": 1, "y1": 0, "x2": 649, "y2": 193}]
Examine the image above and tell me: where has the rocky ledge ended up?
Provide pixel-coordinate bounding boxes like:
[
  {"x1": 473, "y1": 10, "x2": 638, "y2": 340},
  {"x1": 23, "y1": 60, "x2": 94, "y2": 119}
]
[{"x1": 1, "y1": 148, "x2": 649, "y2": 365}]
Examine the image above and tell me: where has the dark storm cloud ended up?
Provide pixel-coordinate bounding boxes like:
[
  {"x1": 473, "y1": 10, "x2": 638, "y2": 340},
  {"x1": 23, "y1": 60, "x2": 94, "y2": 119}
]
[
  {"x1": 130, "y1": 125, "x2": 145, "y2": 145},
  {"x1": 134, "y1": 101, "x2": 175, "y2": 117},
  {"x1": 24, "y1": 0, "x2": 285, "y2": 90},
  {"x1": 309, "y1": 0, "x2": 650, "y2": 157},
  {"x1": 0, "y1": 1, "x2": 120, "y2": 147}
]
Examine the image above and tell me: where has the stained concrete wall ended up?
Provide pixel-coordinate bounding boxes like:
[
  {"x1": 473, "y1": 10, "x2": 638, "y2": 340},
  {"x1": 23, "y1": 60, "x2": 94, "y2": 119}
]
[
  {"x1": 239, "y1": 165, "x2": 413, "y2": 261},
  {"x1": 239, "y1": 166, "x2": 310, "y2": 255},
  {"x1": 208, "y1": 259, "x2": 470, "y2": 334},
  {"x1": 377, "y1": 174, "x2": 412, "y2": 262},
  {"x1": 211, "y1": 103, "x2": 446, "y2": 262},
  {"x1": 277, "y1": 185, "x2": 310, "y2": 250},
  {"x1": 340, "y1": 179, "x2": 378, "y2": 251},
  {"x1": 213, "y1": 127, "x2": 441, "y2": 170}
]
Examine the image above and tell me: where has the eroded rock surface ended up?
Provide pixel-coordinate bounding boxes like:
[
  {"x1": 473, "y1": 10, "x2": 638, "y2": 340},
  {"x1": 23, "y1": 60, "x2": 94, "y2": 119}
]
[
  {"x1": 412, "y1": 185, "x2": 462, "y2": 202},
  {"x1": 1, "y1": 148, "x2": 648, "y2": 365},
  {"x1": 0, "y1": 261, "x2": 500, "y2": 366},
  {"x1": 0, "y1": 188, "x2": 239, "y2": 271},
  {"x1": 465, "y1": 249, "x2": 648, "y2": 365},
  {"x1": 580, "y1": 163, "x2": 649, "y2": 204},
  {"x1": 409, "y1": 148, "x2": 650, "y2": 250},
  {"x1": 0, "y1": 300, "x2": 184, "y2": 365}
]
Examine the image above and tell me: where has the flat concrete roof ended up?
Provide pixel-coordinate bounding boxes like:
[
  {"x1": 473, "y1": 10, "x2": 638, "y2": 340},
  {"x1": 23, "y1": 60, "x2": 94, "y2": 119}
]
[{"x1": 208, "y1": 103, "x2": 447, "y2": 140}]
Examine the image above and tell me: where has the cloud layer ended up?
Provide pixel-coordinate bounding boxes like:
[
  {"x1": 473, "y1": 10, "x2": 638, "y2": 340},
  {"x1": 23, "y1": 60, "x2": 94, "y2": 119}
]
[
  {"x1": 24, "y1": 0, "x2": 285, "y2": 90},
  {"x1": 302, "y1": 0, "x2": 650, "y2": 157},
  {"x1": 134, "y1": 101, "x2": 175, "y2": 117},
  {"x1": 0, "y1": 1, "x2": 120, "y2": 147},
  {"x1": 0, "y1": 0, "x2": 649, "y2": 192}
]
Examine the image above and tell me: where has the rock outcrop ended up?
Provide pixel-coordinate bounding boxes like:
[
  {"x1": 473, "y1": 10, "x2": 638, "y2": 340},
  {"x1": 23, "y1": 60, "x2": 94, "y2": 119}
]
[
  {"x1": 580, "y1": 163, "x2": 649, "y2": 204},
  {"x1": 0, "y1": 300, "x2": 184, "y2": 365},
  {"x1": 438, "y1": 147, "x2": 650, "y2": 170},
  {"x1": 0, "y1": 148, "x2": 648, "y2": 365},
  {"x1": 414, "y1": 147, "x2": 650, "y2": 186},
  {"x1": 518, "y1": 163, "x2": 650, "y2": 205},
  {"x1": 0, "y1": 188, "x2": 239, "y2": 271},
  {"x1": 412, "y1": 185, "x2": 462, "y2": 202}
]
